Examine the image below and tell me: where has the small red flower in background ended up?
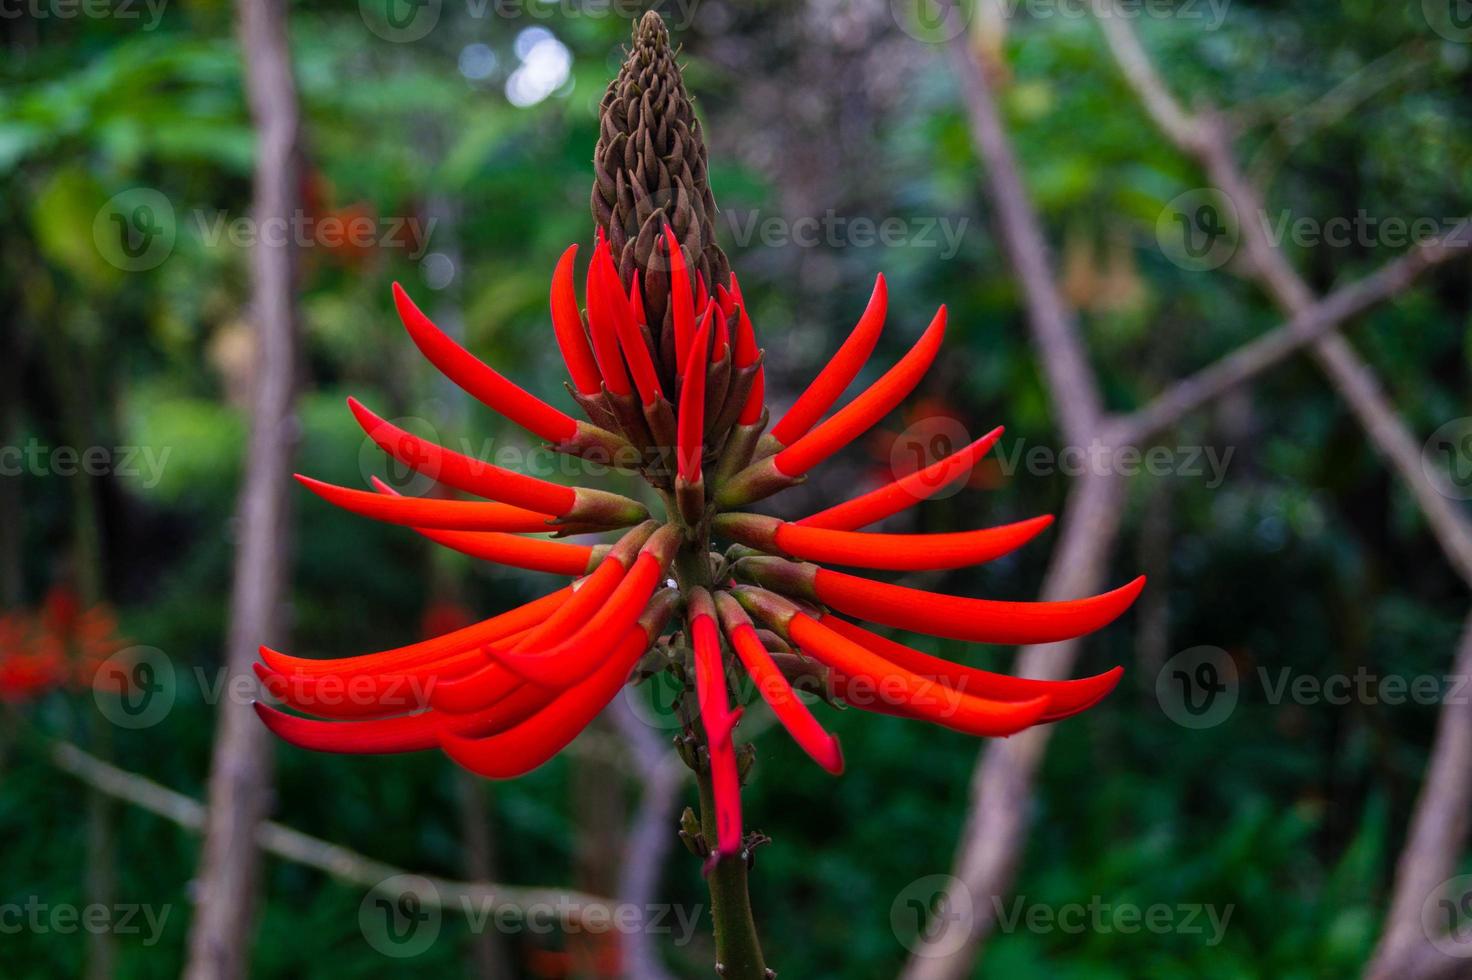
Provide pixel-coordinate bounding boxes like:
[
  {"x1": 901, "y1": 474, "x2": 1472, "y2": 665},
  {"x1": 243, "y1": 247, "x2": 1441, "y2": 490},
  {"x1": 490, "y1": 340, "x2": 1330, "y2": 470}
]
[
  {"x1": 254, "y1": 231, "x2": 1143, "y2": 865},
  {"x1": 0, "y1": 587, "x2": 130, "y2": 703}
]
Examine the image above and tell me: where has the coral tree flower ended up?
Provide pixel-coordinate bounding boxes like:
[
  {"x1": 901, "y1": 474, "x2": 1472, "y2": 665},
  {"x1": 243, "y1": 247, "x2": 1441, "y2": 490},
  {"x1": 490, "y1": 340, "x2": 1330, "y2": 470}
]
[{"x1": 256, "y1": 13, "x2": 1142, "y2": 871}]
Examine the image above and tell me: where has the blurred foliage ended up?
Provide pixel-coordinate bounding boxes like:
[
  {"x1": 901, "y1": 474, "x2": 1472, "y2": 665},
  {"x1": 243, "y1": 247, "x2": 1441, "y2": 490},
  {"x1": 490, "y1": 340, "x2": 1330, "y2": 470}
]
[{"x1": 2, "y1": 0, "x2": 1471, "y2": 976}]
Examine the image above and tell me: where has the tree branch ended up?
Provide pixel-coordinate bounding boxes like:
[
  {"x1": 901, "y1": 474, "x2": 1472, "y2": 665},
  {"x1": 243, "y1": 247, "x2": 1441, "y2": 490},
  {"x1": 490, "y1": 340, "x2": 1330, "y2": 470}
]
[
  {"x1": 1115, "y1": 222, "x2": 1471, "y2": 447},
  {"x1": 50, "y1": 741, "x2": 618, "y2": 921},
  {"x1": 184, "y1": 0, "x2": 301, "y2": 975},
  {"x1": 946, "y1": 32, "x2": 1103, "y2": 447},
  {"x1": 1090, "y1": 7, "x2": 1472, "y2": 975}
]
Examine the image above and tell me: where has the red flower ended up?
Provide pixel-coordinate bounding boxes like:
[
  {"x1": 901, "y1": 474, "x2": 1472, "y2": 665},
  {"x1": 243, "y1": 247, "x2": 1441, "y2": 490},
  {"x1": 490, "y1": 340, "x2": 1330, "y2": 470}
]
[
  {"x1": 0, "y1": 587, "x2": 130, "y2": 702},
  {"x1": 255, "y1": 242, "x2": 1143, "y2": 867}
]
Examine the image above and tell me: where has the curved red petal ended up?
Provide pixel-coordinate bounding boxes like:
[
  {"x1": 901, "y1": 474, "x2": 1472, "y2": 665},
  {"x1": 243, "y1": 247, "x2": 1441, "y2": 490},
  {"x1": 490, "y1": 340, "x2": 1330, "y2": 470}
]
[
  {"x1": 254, "y1": 701, "x2": 439, "y2": 754},
  {"x1": 769, "y1": 274, "x2": 887, "y2": 446},
  {"x1": 724, "y1": 617, "x2": 843, "y2": 774},
  {"x1": 349, "y1": 397, "x2": 578, "y2": 516},
  {"x1": 393, "y1": 282, "x2": 577, "y2": 443},
  {"x1": 773, "y1": 304, "x2": 944, "y2": 477},
  {"x1": 260, "y1": 589, "x2": 567, "y2": 677},
  {"x1": 786, "y1": 615, "x2": 1049, "y2": 737},
  {"x1": 551, "y1": 244, "x2": 603, "y2": 395},
  {"x1": 819, "y1": 616, "x2": 1123, "y2": 721},
  {"x1": 296, "y1": 475, "x2": 555, "y2": 532},
  {"x1": 770, "y1": 514, "x2": 1052, "y2": 571},
  {"x1": 437, "y1": 625, "x2": 650, "y2": 778},
  {"x1": 813, "y1": 569, "x2": 1147, "y2": 646},
  {"x1": 796, "y1": 427, "x2": 1003, "y2": 531}
]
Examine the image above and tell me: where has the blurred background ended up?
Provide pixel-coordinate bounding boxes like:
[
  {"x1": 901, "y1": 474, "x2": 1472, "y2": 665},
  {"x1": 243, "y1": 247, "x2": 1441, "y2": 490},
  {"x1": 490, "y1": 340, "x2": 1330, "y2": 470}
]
[{"x1": 3, "y1": 0, "x2": 1472, "y2": 976}]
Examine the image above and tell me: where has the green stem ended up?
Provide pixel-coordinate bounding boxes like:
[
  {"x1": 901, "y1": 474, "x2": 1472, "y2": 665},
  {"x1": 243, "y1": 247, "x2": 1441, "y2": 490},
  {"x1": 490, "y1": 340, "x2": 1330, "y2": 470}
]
[{"x1": 696, "y1": 764, "x2": 768, "y2": 979}]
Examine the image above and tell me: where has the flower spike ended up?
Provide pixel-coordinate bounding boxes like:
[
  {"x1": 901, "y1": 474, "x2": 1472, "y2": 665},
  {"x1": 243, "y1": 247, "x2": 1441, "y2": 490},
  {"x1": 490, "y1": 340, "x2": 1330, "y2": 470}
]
[{"x1": 262, "y1": 18, "x2": 1143, "y2": 929}]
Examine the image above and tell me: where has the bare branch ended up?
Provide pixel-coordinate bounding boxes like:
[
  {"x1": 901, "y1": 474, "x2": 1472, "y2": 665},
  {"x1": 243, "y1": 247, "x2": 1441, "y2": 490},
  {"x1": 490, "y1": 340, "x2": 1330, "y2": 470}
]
[
  {"x1": 946, "y1": 33, "x2": 1103, "y2": 447},
  {"x1": 51, "y1": 741, "x2": 619, "y2": 921},
  {"x1": 185, "y1": 0, "x2": 302, "y2": 975},
  {"x1": 1092, "y1": 2, "x2": 1472, "y2": 967},
  {"x1": 1369, "y1": 611, "x2": 1472, "y2": 978},
  {"x1": 1115, "y1": 222, "x2": 1472, "y2": 447}
]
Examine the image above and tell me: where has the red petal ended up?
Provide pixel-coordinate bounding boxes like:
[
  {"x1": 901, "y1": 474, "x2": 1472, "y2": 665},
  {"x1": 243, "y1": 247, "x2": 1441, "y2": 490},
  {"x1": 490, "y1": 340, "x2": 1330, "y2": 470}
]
[
  {"x1": 774, "y1": 305, "x2": 944, "y2": 477},
  {"x1": 254, "y1": 701, "x2": 439, "y2": 754},
  {"x1": 296, "y1": 475, "x2": 554, "y2": 532},
  {"x1": 677, "y1": 308, "x2": 715, "y2": 482},
  {"x1": 585, "y1": 238, "x2": 632, "y2": 397},
  {"x1": 771, "y1": 515, "x2": 1052, "y2": 571},
  {"x1": 819, "y1": 616, "x2": 1123, "y2": 721},
  {"x1": 486, "y1": 547, "x2": 665, "y2": 687},
  {"x1": 665, "y1": 226, "x2": 697, "y2": 375},
  {"x1": 349, "y1": 397, "x2": 578, "y2": 516},
  {"x1": 813, "y1": 569, "x2": 1147, "y2": 646},
  {"x1": 551, "y1": 244, "x2": 603, "y2": 395},
  {"x1": 431, "y1": 557, "x2": 627, "y2": 713},
  {"x1": 438, "y1": 625, "x2": 650, "y2": 778},
  {"x1": 260, "y1": 589, "x2": 568, "y2": 677},
  {"x1": 797, "y1": 427, "x2": 1003, "y2": 531},
  {"x1": 393, "y1": 282, "x2": 576, "y2": 443},
  {"x1": 728, "y1": 273, "x2": 759, "y2": 369},
  {"x1": 786, "y1": 614, "x2": 1049, "y2": 737},
  {"x1": 769, "y1": 275, "x2": 887, "y2": 446},
  {"x1": 401, "y1": 527, "x2": 595, "y2": 576},
  {"x1": 723, "y1": 614, "x2": 843, "y2": 774}
]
